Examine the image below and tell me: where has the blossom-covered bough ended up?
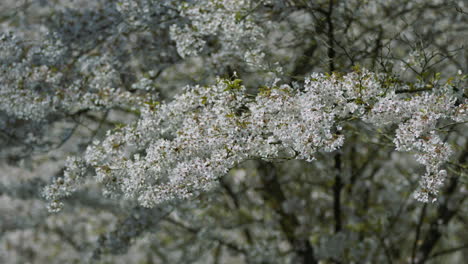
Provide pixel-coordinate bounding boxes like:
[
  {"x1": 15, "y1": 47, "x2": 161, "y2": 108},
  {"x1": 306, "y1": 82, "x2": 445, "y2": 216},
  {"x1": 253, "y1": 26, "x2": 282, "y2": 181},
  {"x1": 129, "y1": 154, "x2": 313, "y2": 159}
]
[
  {"x1": 1, "y1": 0, "x2": 467, "y2": 263},
  {"x1": 44, "y1": 69, "x2": 466, "y2": 210}
]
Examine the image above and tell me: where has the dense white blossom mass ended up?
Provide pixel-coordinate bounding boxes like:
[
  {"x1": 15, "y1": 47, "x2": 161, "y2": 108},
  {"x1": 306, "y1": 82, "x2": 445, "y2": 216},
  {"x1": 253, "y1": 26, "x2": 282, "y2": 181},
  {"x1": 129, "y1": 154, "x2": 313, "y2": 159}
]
[{"x1": 43, "y1": 69, "x2": 466, "y2": 211}]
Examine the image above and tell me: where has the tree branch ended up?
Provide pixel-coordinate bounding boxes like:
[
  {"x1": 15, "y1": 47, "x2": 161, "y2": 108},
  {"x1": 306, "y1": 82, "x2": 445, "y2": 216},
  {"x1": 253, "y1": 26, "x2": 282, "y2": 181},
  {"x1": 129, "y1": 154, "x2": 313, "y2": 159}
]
[{"x1": 257, "y1": 161, "x2": 317, "y2": 264}]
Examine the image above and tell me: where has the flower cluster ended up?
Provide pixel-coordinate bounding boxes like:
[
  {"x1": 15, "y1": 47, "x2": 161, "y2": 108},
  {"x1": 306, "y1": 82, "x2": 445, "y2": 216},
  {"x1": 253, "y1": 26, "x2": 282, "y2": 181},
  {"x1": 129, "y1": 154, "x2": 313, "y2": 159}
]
[
  {"x1": 169, "y1": 0, "x2": 266, "y2": 67},
  {"x1": 43, "y1": 157, "x2": 87, "y2": 212},
  {"x1": 0, "y1": 32, "x2": 151, "y2": 121},
  {"x1": 45, "y1": 69, "x2": 465, "y2": 210},
  {"x1": 365, "y1": 83, "x2": 459, "y2": 201}
]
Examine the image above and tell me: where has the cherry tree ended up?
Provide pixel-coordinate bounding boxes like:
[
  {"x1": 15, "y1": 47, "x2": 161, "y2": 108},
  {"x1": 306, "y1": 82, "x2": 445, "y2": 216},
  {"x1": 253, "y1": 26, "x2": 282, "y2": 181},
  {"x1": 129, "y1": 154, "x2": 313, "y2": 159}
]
[{"x1": 1, "y1": 0, "x2": 467, "y2": 263}]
